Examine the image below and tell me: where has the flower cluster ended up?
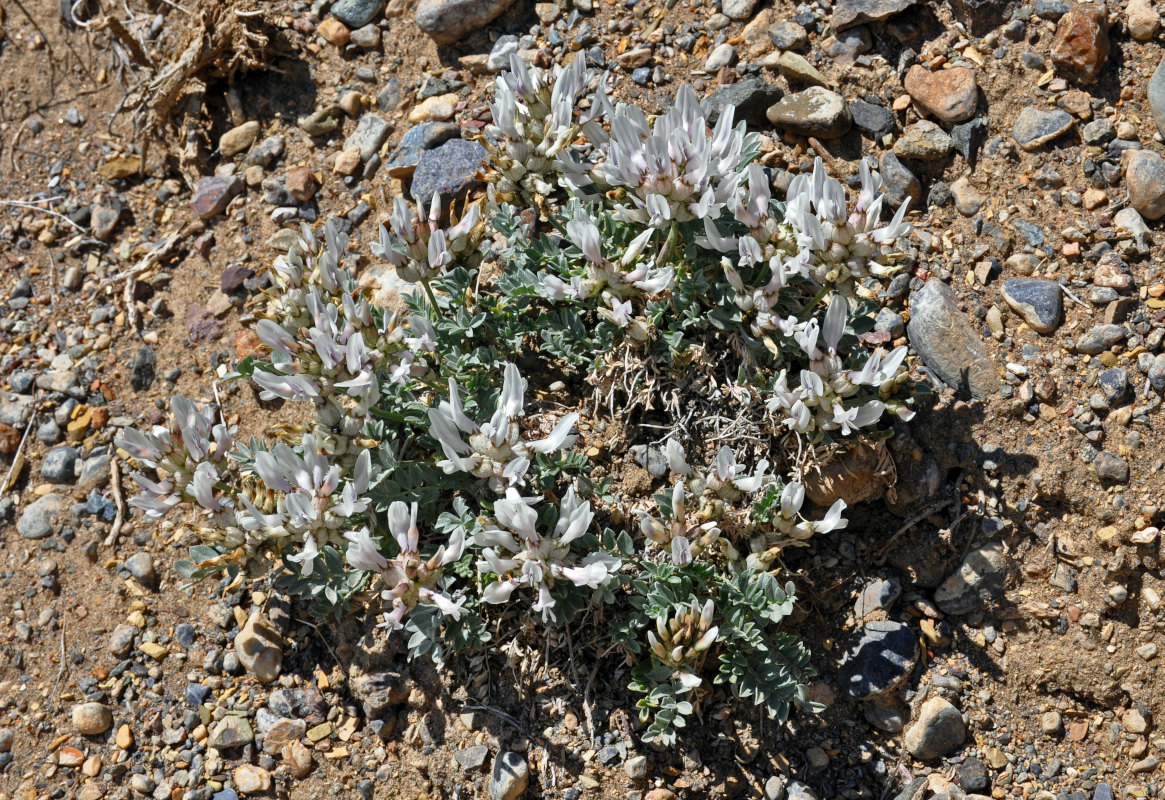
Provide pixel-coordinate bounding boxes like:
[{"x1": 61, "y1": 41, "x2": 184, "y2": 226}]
[
  {"x1": 476, "y1": 487, "x2": 620, "y2": 622},
  {"x1": 345, "y1": 502, "x2": 466, "y2": 631},
  {"x1": 664, "y1": 440, "x2": 772, "y2": 502},
  {"x1": 637, "y1": 482, "x2": 721, "y2": 566},
  {"x1": 118, "y1": 396, "x2": 234, "y2": 525},
  {"x1": 748, "y1": 481, "x2": 848, "y2": 569},
  {"x1": 483, "y1": 52, "x2": 607, "y2": 207},
  {"x1": 372, "y1": 195, "x2": 481, "y2": 284},
  {"x1": 427, "y1": 363, "x2": 579, "y2": 492},
  {"x1": 592, "y1": 85, "x2": 753, "y2": 228},
  {"x1": 647, "y1": 598, "x2": 718, "y2": 690},
  {"x1": 767, "y1": 296, "x2": 913, "y2": 436}
]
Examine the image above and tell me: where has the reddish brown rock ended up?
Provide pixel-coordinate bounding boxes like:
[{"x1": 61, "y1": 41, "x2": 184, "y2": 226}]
[
  {"x1": 317, "y1": 18, "x2": 350, "y2": 46},
  {"x1": 1050, "y1": 5, "x2": 1110, "y2": 85},
  {"x1": 285, "y1": 165, "x2": 318, "y2": 202},
  {"x1": 903, "y1": 65, "x2": 978, "y2": 123},
  {"x1": 231, "y1": 329, "x2": 264, "y2": 360},
  {"x1": 0, "y1": 423, "x2": 20, "y2": 455},
  {"x1": 189, "y1": 175, "x2": 242, "y2": 219}
]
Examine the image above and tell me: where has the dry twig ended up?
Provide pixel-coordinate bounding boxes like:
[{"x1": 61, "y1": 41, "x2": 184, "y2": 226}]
[
  {"x1": 2, "y1": 412, "x2": 36, "y2": 493},
  {"x1": 103, "y1": 457, "x2": 127, "y2": 548}
]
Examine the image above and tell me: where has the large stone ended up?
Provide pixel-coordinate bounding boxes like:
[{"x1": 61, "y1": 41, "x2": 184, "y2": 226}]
[
  {"x1": 1000, "y1": 278, "x2": 1062, "y2": 334},
  {"x1": 723, "y1": 0, "x2": 759, "y2": 19},
  {"x1": 951, "y1": 117, "x2": 988, "y2": 166},
  {"x1": 208, "y1": 716, "x2": 254, "y2": 749},
  {"x1": 850, "y1": 100, "x2": 896, "y2": 138},
  {"x1": 948, "y1": 0, "x2": 1019, "y2": 33},
  {"x1": 908, "y1": 279, "x2": 1000, "y2": 399},
  {"x1": 1128, "y1": 0, "x2": 1161, "y2": 40},
  {"x1": 1012, "y1": 107, "x2": 1073, "y2": 151},
  {"x1": 1050, "y1": 5, "x2": 1110, "y2": 85},
  {"x1": 903, "y1": 66, "x2": 978, "y2": 124},
  {"x1": 934, "y1": 542, "x2": 1008, "y2": 615},
  {"x1": 1075, "y1": 323, "x2": 1127, "y2": 354},
  {"x1": 490, "y1": 751, "x2": 529, "y2": 800},
  {"x1": 837, "y1": 620, "x2": 918, "y2": 699},
  {"x1": 1150, "y1": 57, "x2": 1165, "y2": 140},
  {"x1": 879, "y1": 152, "x2": 920, "y2": 209},
  {"x1": 345, "y1": 115, "x2": 392, "y2": 161},
  {"x1": 72, "y1": 703, "x2": 113, "y2": 735},
  {"x1": 775, "y1": 52, "x2": 831, "y2": 88},
  {"x1": 905, "y1": 697, "x2": 966, "y2": 760},
  {"x1": 17, "y1": 493, "x2": 67, "y2": 539},
  {"x1": 331, "y1": 0, "x2": 385, "y2": 27},
  {"x1": 893, "y1": 121, "x2": 953, "y2": 161},
  {"x1": 190, "y1": 175, "x2": 243, "y2": 219},
  {"x1": 410, "y1": 138, "x2": 487, "y2": 206},
  {"x1": 1125, "y1": 150, "x2": 1165, "y2": 220},
  {"x1": 234, "y1": 612, "x2": 283, "y2": 682},
  {"x1": 415, "y1": 0, "x2": 518, "y2": 45},
  {"x1": 219, "y1": 121, "x2": 260, "y2": 158},
  {"x1": 703, "y1": 76, "x2": 783, "y2": 127},
  {"x1": 0, "y1": 392, "x2": 35, "y2": 426},
  {"x1": 831, "y1": 0, "x2": 917, "y2": 30},
  {"x1": 765, "y1": 87, "x2": 851, "y2": 138}
]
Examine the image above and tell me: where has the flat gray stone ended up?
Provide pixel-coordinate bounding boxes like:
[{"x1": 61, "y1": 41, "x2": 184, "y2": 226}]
[
  {"x1": 415, "y1": 0, "x2": 518, "y2": 45},
  {"x1": 837, "y1": 620, "x2": 918, "y2": 699},
  {"x1": 854, "y1": 577, "x2": 901, "y2": 617},
  {"x1": 17, "y1": 493, "x2": 67, "y2": 539},
  {"x1": 0, "y1": 392, "x2": 35, "y2": 426},
  {"x1": 832, "y1": 0, "x2": 917, "y2": 30},
  {"x1": 1125, "y1": 149, "x2": 1165, "y2": 220},
  {"x1": 893, "y1": 120, "x2": 954, "y2": 161},
  {"x1": 332, "y1": 0, "x2": 385, "y2": 27},
  {"x1": 345, "y1": 115, "x2": 392, "y2": 161},
  {"x1": 880, "y1": 152, "x2": 920, "y2": 209},
  {"x1": 934, "y1": 541, "x2": 1007, "y2": 615},
  {"x1": 766, "y1": 87, "x2": 851, "y2": 138},
  {"x1": 1012, "y1": 107, "x2": 1073, "y2": 150},
  {"x1": 490, "y1": 751, "x2": 529, "y2": 800},
  {"x1": 410, "y1": 138, "x2": 487, "y2": 206},
  {"x1": 1075, "y1": 323, "x2": 1126, "y2": 354},
  {"x1": 907, "y1": 279, "x2": 1001, "y2": 399},
  {"x1": 1151, "y1": 55, "x2": 1165, "y2": 139},
  {"x1": 704, "y1": 76, "x2": 783, "y2": 127},
  {"x1": 1001, "y1": 278, "x2": 1062, "y2": 334},
  {"x1": 905, "y1": 697, "x2": 966, "y2": 760},
  {"x1": 1094, "y1": 451, "x2": 1130, "y2": 482}
]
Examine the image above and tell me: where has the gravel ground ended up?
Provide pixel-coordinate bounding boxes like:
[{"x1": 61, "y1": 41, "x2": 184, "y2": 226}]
[{"x1": 2, "y1": 0, "x2": 1165, "y2": 797}]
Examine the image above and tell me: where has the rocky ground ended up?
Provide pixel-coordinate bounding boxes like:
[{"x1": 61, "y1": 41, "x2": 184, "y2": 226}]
[{"x1": 3, "y1": 0, "x2": 1165, "y2": 798}]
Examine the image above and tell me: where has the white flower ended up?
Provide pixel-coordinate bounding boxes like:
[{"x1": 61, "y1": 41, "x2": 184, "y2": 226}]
[
  {"x1": 476, "y1": 487, "x2": 619, "y2": 623},
  {"x1": 372, "y1": 195, "x2": 480, "y2": 283},
  {"x1": 427, "y1": 363, "x2": 579, "y2": 492}
]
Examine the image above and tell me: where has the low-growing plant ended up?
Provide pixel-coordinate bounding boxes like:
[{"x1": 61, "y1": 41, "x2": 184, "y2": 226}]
[{"x1": 117, "y1": 53, "x2": 919, "y2": 744}]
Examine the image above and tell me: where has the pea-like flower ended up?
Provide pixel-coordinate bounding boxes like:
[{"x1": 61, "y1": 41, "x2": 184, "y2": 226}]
[
  {"x1": 476, "y1": 487, "x2": 620, "y2": 622},
  {"x1": 427, "y1": 363, "x2": 580, "y2": 492},
  {"x1": 766, "y1": 296, "x2": 912, "y2": 436},
  {"x1": 239, "y1": 435, "x2": 372, "y2": 576},
  {"x1": 637, "y1": 482, "x2": 721, "y2": 566},
  {"x1": 117, "y1": 396, "x2": 235, "y2": 526},
  {"x1": 647, "y1": 598, "x2": 718, "y2": 691},
  {"x1": 783, "y1": 157, "x2": 911, "y2": 296},
  {"x1": 749, "y1": 481, "x2": 848, "y2": 569},
  {"x1": 344, "y1": 501, "x2": 466, "y2": 631},
  {"x1": 593, "y1": 84, "x2": 751, "y2": 227},
  {"x1": 663, "y1": 440, "x2": 772, "y2": 502},
  {"x1": 372, "y1": 195, "x2": 480, "y2": 284}
]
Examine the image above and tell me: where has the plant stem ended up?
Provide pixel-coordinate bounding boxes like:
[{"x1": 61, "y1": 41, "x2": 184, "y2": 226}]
[
  {"x1": 420, "y1": 277, "x2": 442, "y2": 315},
  {"x1": 798, "y1": 283, "x2": 831, "y2": 320}
]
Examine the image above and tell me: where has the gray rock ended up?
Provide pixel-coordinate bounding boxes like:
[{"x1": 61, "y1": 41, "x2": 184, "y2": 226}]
[
  {"x1": 768, "y1": 20, "x2": 808, "y2": 50},
  {"x1": 351, "y1": 669, "x2": 408, "y2": 718},
  {"x1": 385, "y1": 123, "x2": 439, "y2": 178},
  {"x1": 950, "y1": 117, "x2": 988, "y2": 166},
  {"x1": 1012, "y1": 107, "x2": 1073, "y2": 150},
  {"x1": 415, "y1": 0, "x2": 518, "y2": 45},
  {"x1": 130, "y1": 346, "x2": 156, "y2": 391},
  {"x1": 487, "y1": 35, "x2": 519, "y2": 71},
  {"x1": 766, "y1": 87, "x2": 851, "y2": 138},
  {"x1": 724, "y1": 0, "x2": 759, "y2": 18},
  {"x1": 764, "y1": 776, "x2": 786, "y2": 800},
  {"x1": 904, "y1": 697, "x2": 966, "y2": 760},
  {"x1": 832, "y1": 0, "x2": 917, "y2": 30},
  {"x1": 704, "y1": 43, "x2": 737, "y2": 71},
  {"x1": 1075, "y1": 323, "x2": 1126, "y2": 354},
  {"x1": 1150, "y1": 55, "x2": 1165, "y2": 139},
  {"x1": 243, "y1": 135, "x2": 285, "y2": 168},
  {"x1": 40, "y1": 445, "x2": 80, "y2": 483},
  {"x1": 331, "y1": 0, "x2": 385, "y2": 27},
  {"x1": 377, "y1": 79, "x2": 401, "y2": 112},
  {"x1": 1082, "y1": 117, "x2": 1116, "y2": 145},
  {"x1": 91, "y1": 205, "x2": 120, "y2": 241},
  {"x1": 893, "y1": 121, "x2": 953, "y2": 161},
  {"x1": 850, "y1": 100, "x2": 895, "y2": 138},
  {"x1": 76, "y1": 454, "x2": 111, "y2": 493},
  {"x1": 864, "y1": 695, "x2": 908, "y2": 732},
  {"x1": 0, "y1": 392, "x2": 35, "y2": 426},
  {"x1": 1125, "y1": 149, "x2": 1165, "y2": 220},
  {"x1": 704, "y1": 76, "x2": 783, "y2": 127},
  {"x1": 0, "y1": 729, "x2": 13, "y2": 753},
  {"x1": 72, "y1": 703, "x2": 113, "y2": 735},
  {"x1": 349, "y1": 23, "x2": 381, "y2": 47},
  {"x1": 36, "y1": 420, "x2": 61, "y2": 445},
  {"x1": 949, "y1": 0, "x2": 1019, "y2": 33},
  {"x1": 775, "y1": 51, "x2": 831, "y2": 88},
  {"x1": 299, "y1": 106, "x2": 343, "y2": 136},
  {"x1": 879, "y1": 152, "x2": 921, "y2": 209},
  {"x1": 109, "y1": 624, "x2": 136, "y2": 657},
  {"x1": 934, "y1": 541, "x2": 1008, "y2": 614},
  {"x1": 345, "y1": 115, "x2": 392, "y2": 161},
  {"x1": 235, "y1": 612, "x2": 283, "y2": 682},
  {"x1": 786, "y1": 781, "x2": 819, "y2": 800},
  {"x1": 1098, "y1": 367, "x2": 1130, "y2": 405},
  {"x1": 837, "y1": 620, "x2": 918, "y2": 699},
  {"x1": 855, "y1": 577, "x2": 901, "y2": 617},
  {"x1": 490, "y1": 751, "x2": 529, "y2": 800},
  {"x1": 1001, "y1": 278, "x2": 1062, "y2": 334},
  {"x1": 960, "y1": 757, "x2": 990, "y2": 792},
  {"x1": 125, "y1": 552, "x2": 156, "y2": 586},
  {"x1": 1148, "y1": 353, "x2": 1165, "y2": 391},
  {"x1": 17, "y1": 493, "x2": 67, "y2": 539},
  {"x1": 410, "y1": 138, "x2": 487, "y2": 206},
  {"x1": 208, "y1": 716, "x2": 254, "y2": 749},
  {"x1": 874, "y1": 307, "x2": 905, "y2": 337},
  {"x1": 907, "y1": 279, "x2": 1001, "y2": 399},
  {"x1": 950, "y1": 177, "x2": 984, "y2": 216},
  {"x1": 624, "y1": 754, "x2": 648, "y2": 779},
  {"x1": 822, "y1": 25, "x2": 872, "y2": 60},
  {"x1": 456, "y1": 744, "x2": 490, "y2": 770},
  {"x1": 1094, "y1": 451, "x2": 1129, "y2": 482}
]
